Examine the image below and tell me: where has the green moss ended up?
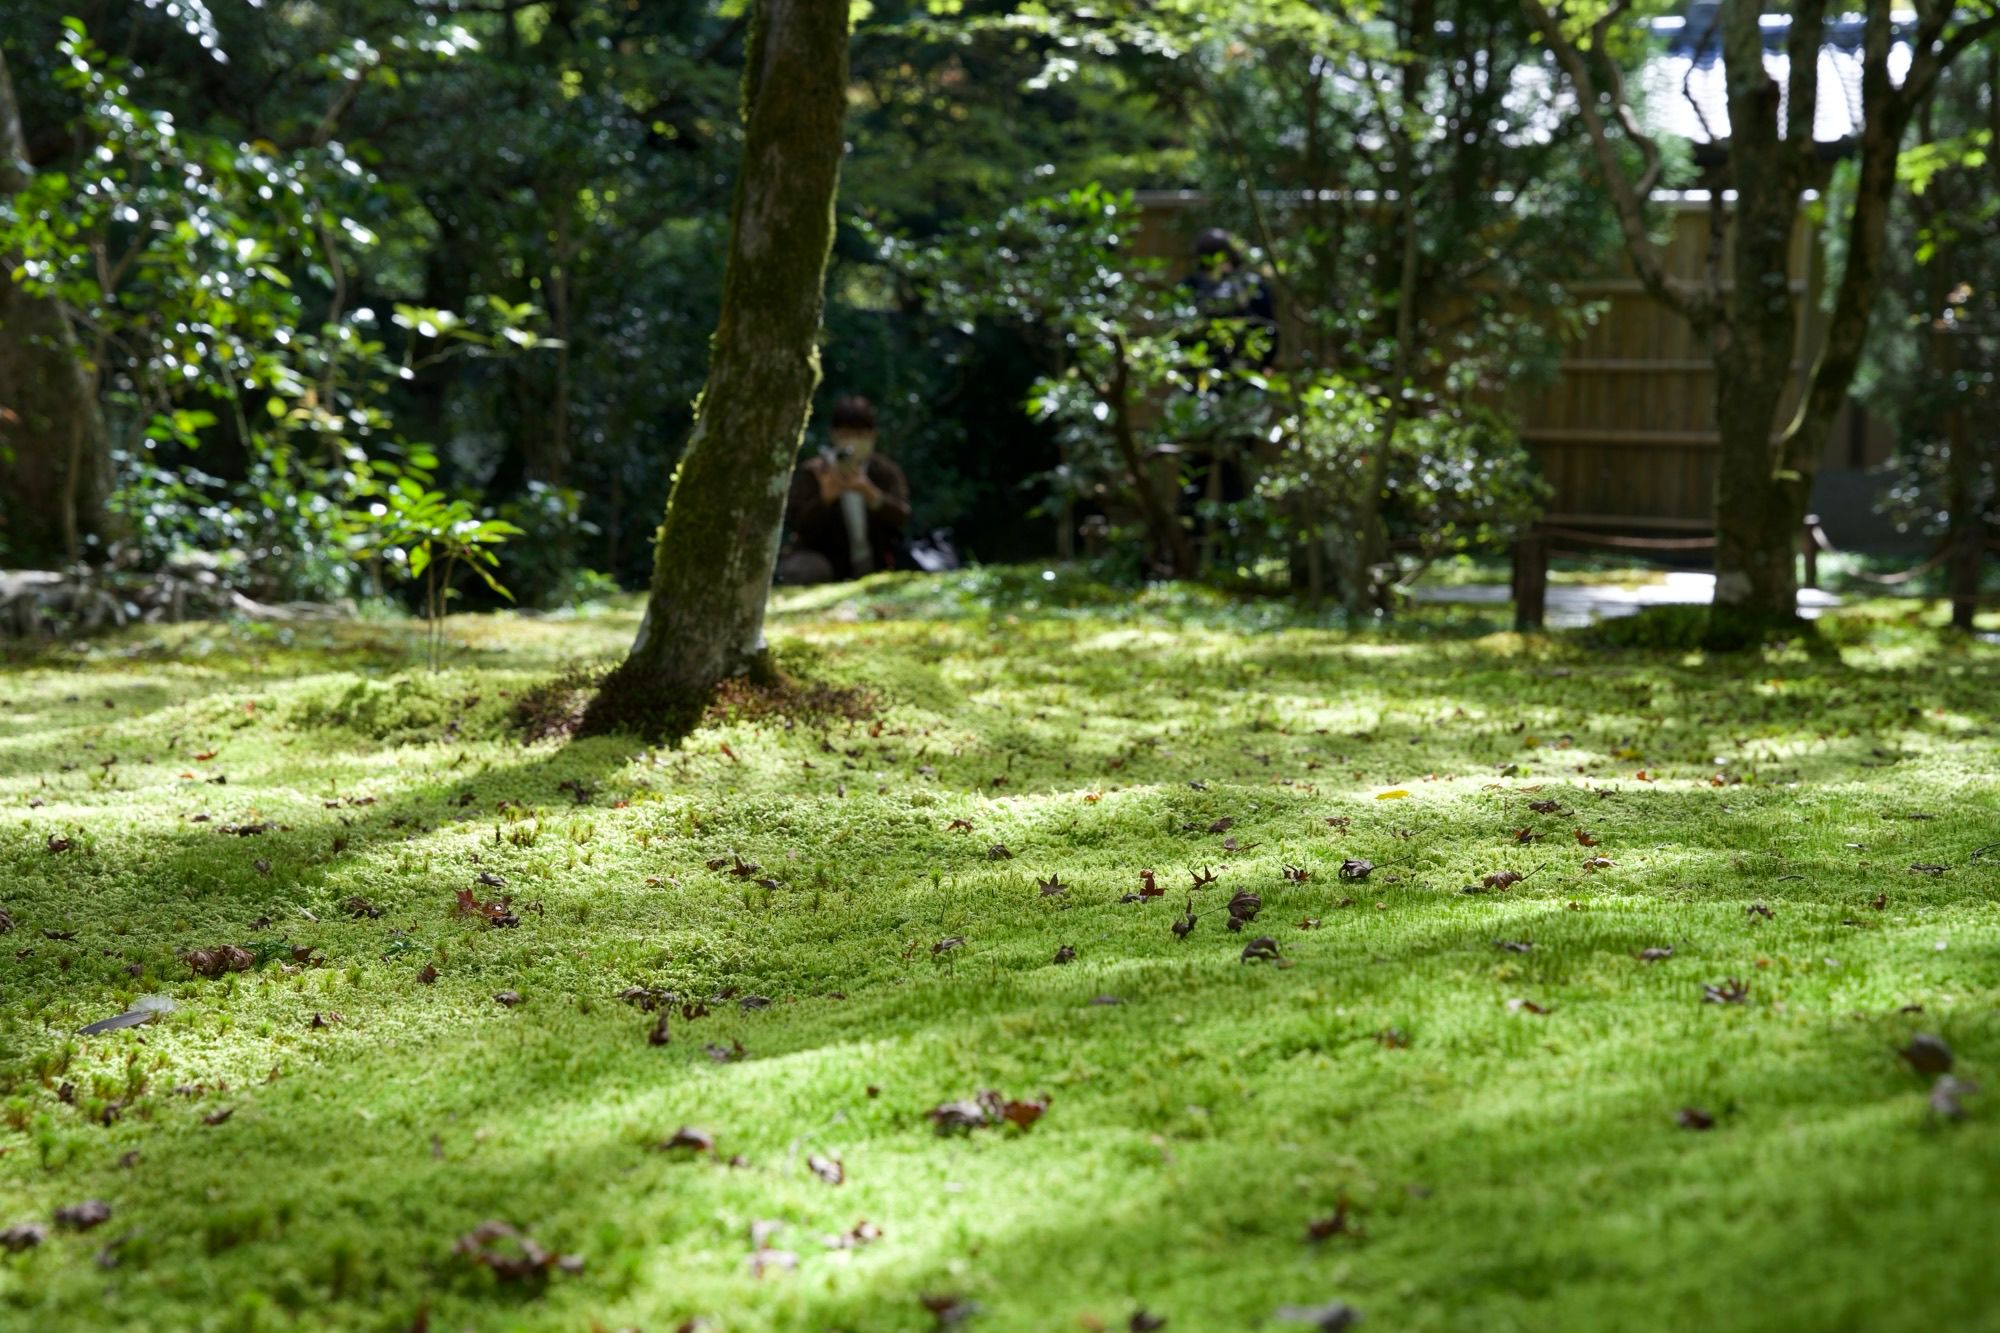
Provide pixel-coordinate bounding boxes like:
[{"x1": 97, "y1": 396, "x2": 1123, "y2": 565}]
[
  {"x1": 283, "y1": 672, "x2": 517, "y2": 744},
  {"x1": 0, "y1": 580, "x2": 1997, "y2": 1331}
]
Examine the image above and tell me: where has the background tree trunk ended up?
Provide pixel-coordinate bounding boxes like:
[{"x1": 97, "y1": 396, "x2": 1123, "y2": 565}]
[
  {"x1": 584, "y1": 0, "x2": 848, "y2": 737},
  {"x1": 1702, "y1": 0, "x2": 1811, "y2": 644},
  {"x1": 1527, "y1": 0, "x2": 1992, "y2": 646},
  {"x1": 0, "y1": 47, "x2": 111, "y2": 568}
]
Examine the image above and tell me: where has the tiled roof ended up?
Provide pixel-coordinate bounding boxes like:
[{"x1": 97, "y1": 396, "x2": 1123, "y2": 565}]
[{"x1": 1638, "y1": 8, "x2": 1916, "y2": 144}]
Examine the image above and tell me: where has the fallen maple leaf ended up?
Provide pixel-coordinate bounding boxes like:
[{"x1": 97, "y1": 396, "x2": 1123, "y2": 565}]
[
  {"x1": 1225, "y1": 889, "x2": 1262, "y2": 931},
  {"x1": 454, "y1": 1220, "x2": 583, "y2": 1283},
  {"x1": 807, "y1": 1153, "x2": 844, "y2": 1185},
  {"x1": 921, "y1": 1292, "x2": 982, "y2": 1327},
  {"x1": 658, "y1": 1126, "x2": 715, "y2": 1153},
  {"x1": 1675, "y1": 1107, "x2": 1715, "y2": 1131},
  {"x1": 823, "y1": 1220, "x2": 883, "y2": 1250},
  {"x1": 185, "y1": 945, "x2": 256, "y2": 978},
  {"x1": 1898, "y1": 1033, "x2": 1953, "y2": 1075},
  {"x1": 54, "y1": 1200, "x2": 110, "y2": 1232},
  {"x1": 1574, "y1": 828, "x2": 1599, "y2": 847},
  {"x1": 453, "y1": 887, "x2": 519, "y2": 928},
  {"x1": 1240, "y1": 935, "x2": 1281, "y2": 963},
  {"x1": 1001, "y1": 1095, "x2": 1049, "y2": 1130},
  {"x1": 927, "y1": 1099, "x2": 990, "y2": 1134},
  {"x1": 0, "y1": 1223, "x2": 45, "y2": 1252},
  {"x1": 1304, "y1": 1196, "x2": 1361, "y2": 1242},
  {"x1": 618, "y1": 985, "x2": 668, "y2": 1012},
  {"x1": 1702, "y1": 979, "x2": 1749, "y2": 1005}
]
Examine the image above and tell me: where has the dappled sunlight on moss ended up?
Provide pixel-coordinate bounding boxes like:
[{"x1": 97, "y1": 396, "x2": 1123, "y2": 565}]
[{"x1": 1, "y1": 579, "x2": 1996, "y2": 1327}]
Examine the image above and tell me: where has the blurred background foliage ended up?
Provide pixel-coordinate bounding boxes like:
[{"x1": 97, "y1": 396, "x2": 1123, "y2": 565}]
[{"x1": 0, "y1": 0, "x2": 1991, "y2": 613}]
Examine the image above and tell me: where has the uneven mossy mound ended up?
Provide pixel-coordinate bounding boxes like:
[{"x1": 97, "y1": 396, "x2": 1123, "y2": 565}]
[
  {"x1": 556, "y1": 642, "x2": 888, "y2": 745},
  {"x1": 282, "y1": 672, "x2": 518, "y2": 744}
]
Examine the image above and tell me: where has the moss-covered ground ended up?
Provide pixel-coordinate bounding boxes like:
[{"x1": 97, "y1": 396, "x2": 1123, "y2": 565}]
[{"x1": 1, "y1": 568, "x2": 1996, "y2": 1332}]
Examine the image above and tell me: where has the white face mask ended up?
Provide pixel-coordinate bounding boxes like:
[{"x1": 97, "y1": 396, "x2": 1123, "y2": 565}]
[{"x1": 829, "y1": 430, "x2": 877, "y2": 467}]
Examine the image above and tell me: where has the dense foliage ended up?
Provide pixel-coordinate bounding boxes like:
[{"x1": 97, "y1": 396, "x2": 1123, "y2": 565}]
[{"x1": 0, "y1": 0, "x2": 1994, "y2": 626}]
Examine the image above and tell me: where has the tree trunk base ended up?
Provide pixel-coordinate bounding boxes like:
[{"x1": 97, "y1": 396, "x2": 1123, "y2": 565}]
[
  {"x1": 1701, "y1": 604, "x2": 1812, "y2": 652},
  {"x1": 578, "y1": 648, "x2": 785, "y2": 744},
  {"x1": 577, "y1": 660, "x2": 715, "y2": 744}
]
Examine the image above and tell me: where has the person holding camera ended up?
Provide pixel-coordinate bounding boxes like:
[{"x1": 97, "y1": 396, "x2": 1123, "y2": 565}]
[{"x1": 776, "y1": 394, "x2": 912, "y2": 584}]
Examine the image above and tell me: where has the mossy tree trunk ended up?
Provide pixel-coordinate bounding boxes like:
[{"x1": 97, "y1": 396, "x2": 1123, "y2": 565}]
[
  {"x1": 1703, "y1": 0, "x2": 1815, "y2": 641},
  {"x1": 1527, "y1": 0, "x2": 1995, "y2": 647},
  {"x1": 0, "y1": 47, "x2": 111, "y2": 568},
  {"x1": 585, "y1": 0, "x2": 848, "y2": 737}
]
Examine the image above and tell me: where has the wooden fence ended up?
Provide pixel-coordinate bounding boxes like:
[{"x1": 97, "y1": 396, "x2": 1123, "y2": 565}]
[{"x1": 1132, "y1": 191, "x2": 1892, "y2": 533}]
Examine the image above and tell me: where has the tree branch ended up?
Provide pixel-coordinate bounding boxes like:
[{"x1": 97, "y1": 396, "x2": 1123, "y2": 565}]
[
  {"x1": 1785, "y1": 0, "x2": 1828, "y2": 171},
  {"x1": 1782, "y1": 0, "x2": 1910, "y2": 469},
  {"x1": 1898, "y1": 4, "x2": 2000, "y2": 117},
  {"x1": 1523, "y1": 0, "x2": 1716, "y2": 329}
]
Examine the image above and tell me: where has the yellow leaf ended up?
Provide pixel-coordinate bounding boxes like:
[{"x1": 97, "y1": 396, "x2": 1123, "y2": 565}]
[{"x1": 1376, "y1": 789, "x2": 1410, "y2": 800}]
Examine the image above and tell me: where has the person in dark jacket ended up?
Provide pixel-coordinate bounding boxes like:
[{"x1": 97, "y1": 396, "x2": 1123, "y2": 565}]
[
  {"x1": 776, "y1": 395, "x2": 912, "y2": 584},
  {"x1": 1184, "y1": 228, "x2": 1277, "y2": 371}
]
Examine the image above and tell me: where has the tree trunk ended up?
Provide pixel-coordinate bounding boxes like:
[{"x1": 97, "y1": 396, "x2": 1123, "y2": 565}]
[
  {"x1": 584, "y1": 0, "x2": 848, "y2": 738},
  {"x1": 1715, "y1": 0, "x2": 1923, "y2": 642},
  {"x1": 1106, "y1": 333, "x2": 1195, "y2": 579},
  {"x1": 1702, "y1": 0, "x2": 1810, "y2": 645},
  {"x1": 1709, "y1": 360, "x2": 1806, "y2": 644},
  {"x1": 0, "y1": 47, "x2": 111, "y2": 568}
]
